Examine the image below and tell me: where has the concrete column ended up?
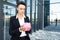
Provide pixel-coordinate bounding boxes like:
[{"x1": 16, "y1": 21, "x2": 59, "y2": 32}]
[
  {"x1": 34, "y1": 0, "x2": 36, "y2": 32},
  {"x1": 25, "y1": 0, "x2": 27, "y2": 16},
  {"x1": 37, "y1": 0, "x2": 44, "y2": 30},
  {"x1": 0, "y1": 0, "x2": 4, "y2": 40},
  {"x1": 30, "y1": 0, "x2": 33, "y2": 32},
  {"x1": 44, "y1": 0, "x2": 50, "y2": 27}
]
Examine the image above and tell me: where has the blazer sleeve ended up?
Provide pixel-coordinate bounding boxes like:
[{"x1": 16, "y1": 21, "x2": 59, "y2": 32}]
[
  {"x1": 26, "y1": 16, "x2": 32, "y2": 34},
  {"x1": 9, "y1": 17, "x2": 21, "y2": 37}
]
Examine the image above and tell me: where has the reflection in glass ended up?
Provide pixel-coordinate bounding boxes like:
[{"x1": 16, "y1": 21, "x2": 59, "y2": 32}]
[
  {"x1": 7, "y1": 0, "x2": 16, "y2": 4},
  {"x1": 4, "y1": 5, "x2": 16, "y2": 40}
]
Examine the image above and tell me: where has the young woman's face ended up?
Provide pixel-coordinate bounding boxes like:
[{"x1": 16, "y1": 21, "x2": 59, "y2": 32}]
[{"x1": 17, "y1": 4, "x2": 25, "y2": 15}]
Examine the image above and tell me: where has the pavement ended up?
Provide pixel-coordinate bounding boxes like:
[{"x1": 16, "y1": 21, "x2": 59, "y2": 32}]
[
  {"x1": 29, "y1": 23, "x2": 60, "y2": 40},
  {"x1": 29, "y1": 30, "x2": 60, "y2": 40}
]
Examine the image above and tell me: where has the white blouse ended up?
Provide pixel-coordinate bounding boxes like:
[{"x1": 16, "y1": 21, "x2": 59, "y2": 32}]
[{"x1": 16, "y1": 14, "x2": 26, "y2": 37}]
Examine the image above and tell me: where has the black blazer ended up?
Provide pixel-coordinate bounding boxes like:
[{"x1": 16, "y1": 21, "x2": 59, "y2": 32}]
[{"x1": 9, "y1": 16, "x2": 31, "y2": 40}]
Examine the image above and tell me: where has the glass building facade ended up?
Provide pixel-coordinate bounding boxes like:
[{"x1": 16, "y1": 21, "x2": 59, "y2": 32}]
[
  {"x1": 44, "y1": 0, "x2": 50, "y2": 27},
  {"x1": 0, "y1": 0, "x2": 50, "y2": 40}
]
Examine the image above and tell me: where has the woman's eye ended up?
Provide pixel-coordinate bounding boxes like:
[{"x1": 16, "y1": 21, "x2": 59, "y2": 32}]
[
  {"x1": 20, "y1": 8, "x2": 22, "y2": 10},
  {"x1": 20, "y1": 8, "x2": 25, "y2": 10}
]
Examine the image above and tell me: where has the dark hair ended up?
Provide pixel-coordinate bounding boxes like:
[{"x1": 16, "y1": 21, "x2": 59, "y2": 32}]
[{"x1": 17, "y1": 1, "x2": 26, "y2": 7}]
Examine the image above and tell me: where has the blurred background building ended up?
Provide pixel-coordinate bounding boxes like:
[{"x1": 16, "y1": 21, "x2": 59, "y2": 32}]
[
  {"x1": 1, "y1": 0, "x2": 60, "y2": 40},
  {"x1": 0, "y1": 0, "x2": 50, "y2": 40}
]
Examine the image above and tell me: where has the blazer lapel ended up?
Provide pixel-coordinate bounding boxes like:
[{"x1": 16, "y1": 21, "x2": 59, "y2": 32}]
[
  {"x1": 24, "y1": 16, "x2": 29, "y2": 22},
  {"x1": 15, "y1": 18, "x2": 20, "y2": 27},
  {"x1": 24, "y1": 17, "x2": 26, "y2": 22},
  {"x1": 15, "y1": 16, "x2": 27, "y2": 27}
]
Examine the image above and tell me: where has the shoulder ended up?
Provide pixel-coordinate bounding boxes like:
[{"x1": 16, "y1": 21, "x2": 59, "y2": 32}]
[
  {"x1": 25, "y1": 16, "x2": 29, "y2": 19},
  {"x1": 25, "y1": 16, "x2": 30, "y2": 22},
  {"x1": 10, "y1": 16, "x2": 16, "y2": 20}
]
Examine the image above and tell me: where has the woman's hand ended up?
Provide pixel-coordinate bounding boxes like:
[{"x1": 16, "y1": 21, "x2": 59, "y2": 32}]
[{"x1": 19, "y1": 26, "x2": 25, "y2": 31}]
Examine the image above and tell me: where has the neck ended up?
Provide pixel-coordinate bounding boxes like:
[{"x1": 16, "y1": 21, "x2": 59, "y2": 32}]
[{"x1": 18, "y1": 13, "x2": 23, "y2": 19}]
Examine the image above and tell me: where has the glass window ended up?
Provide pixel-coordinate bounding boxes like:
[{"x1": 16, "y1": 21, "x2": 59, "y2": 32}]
[
  {"x1": 27, "y1": 0, "x2": 30, "y2": 19},
  {"x1": 4, "y1": 5, "x2": 16, "y2": 16},
  {"x1": 50, "y1": 0, "x2": 60, "y2": 24},
  {"x1": 7, "y1": 0, "x2": 16, "y2": 5},
  {"x1": 44, "y1": 0, "x2": 60, "y2": 32},
  {"x1": 4, "y1": 4, "x2": 16, "y2": 40},
  {"x1": 20, "y1": 0, "x2": 24, "y2": 1},
  {"x1": 50, "y1": 0, "x2": 60, "y2": 3}
]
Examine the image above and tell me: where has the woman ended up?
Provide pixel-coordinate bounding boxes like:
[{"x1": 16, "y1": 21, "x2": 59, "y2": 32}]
[{"x1": 9, "y1": 1, "x2": 31, "y2": 40}]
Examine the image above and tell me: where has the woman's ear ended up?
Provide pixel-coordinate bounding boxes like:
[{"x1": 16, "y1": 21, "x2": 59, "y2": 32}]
[{"x1": 16, "y1": 8, "x2": 18, "y2": 11}]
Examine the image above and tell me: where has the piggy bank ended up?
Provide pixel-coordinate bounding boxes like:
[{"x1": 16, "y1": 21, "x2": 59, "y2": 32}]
[{"x1": 23, "y1": 22, "x2": 31, "y2": 31}]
